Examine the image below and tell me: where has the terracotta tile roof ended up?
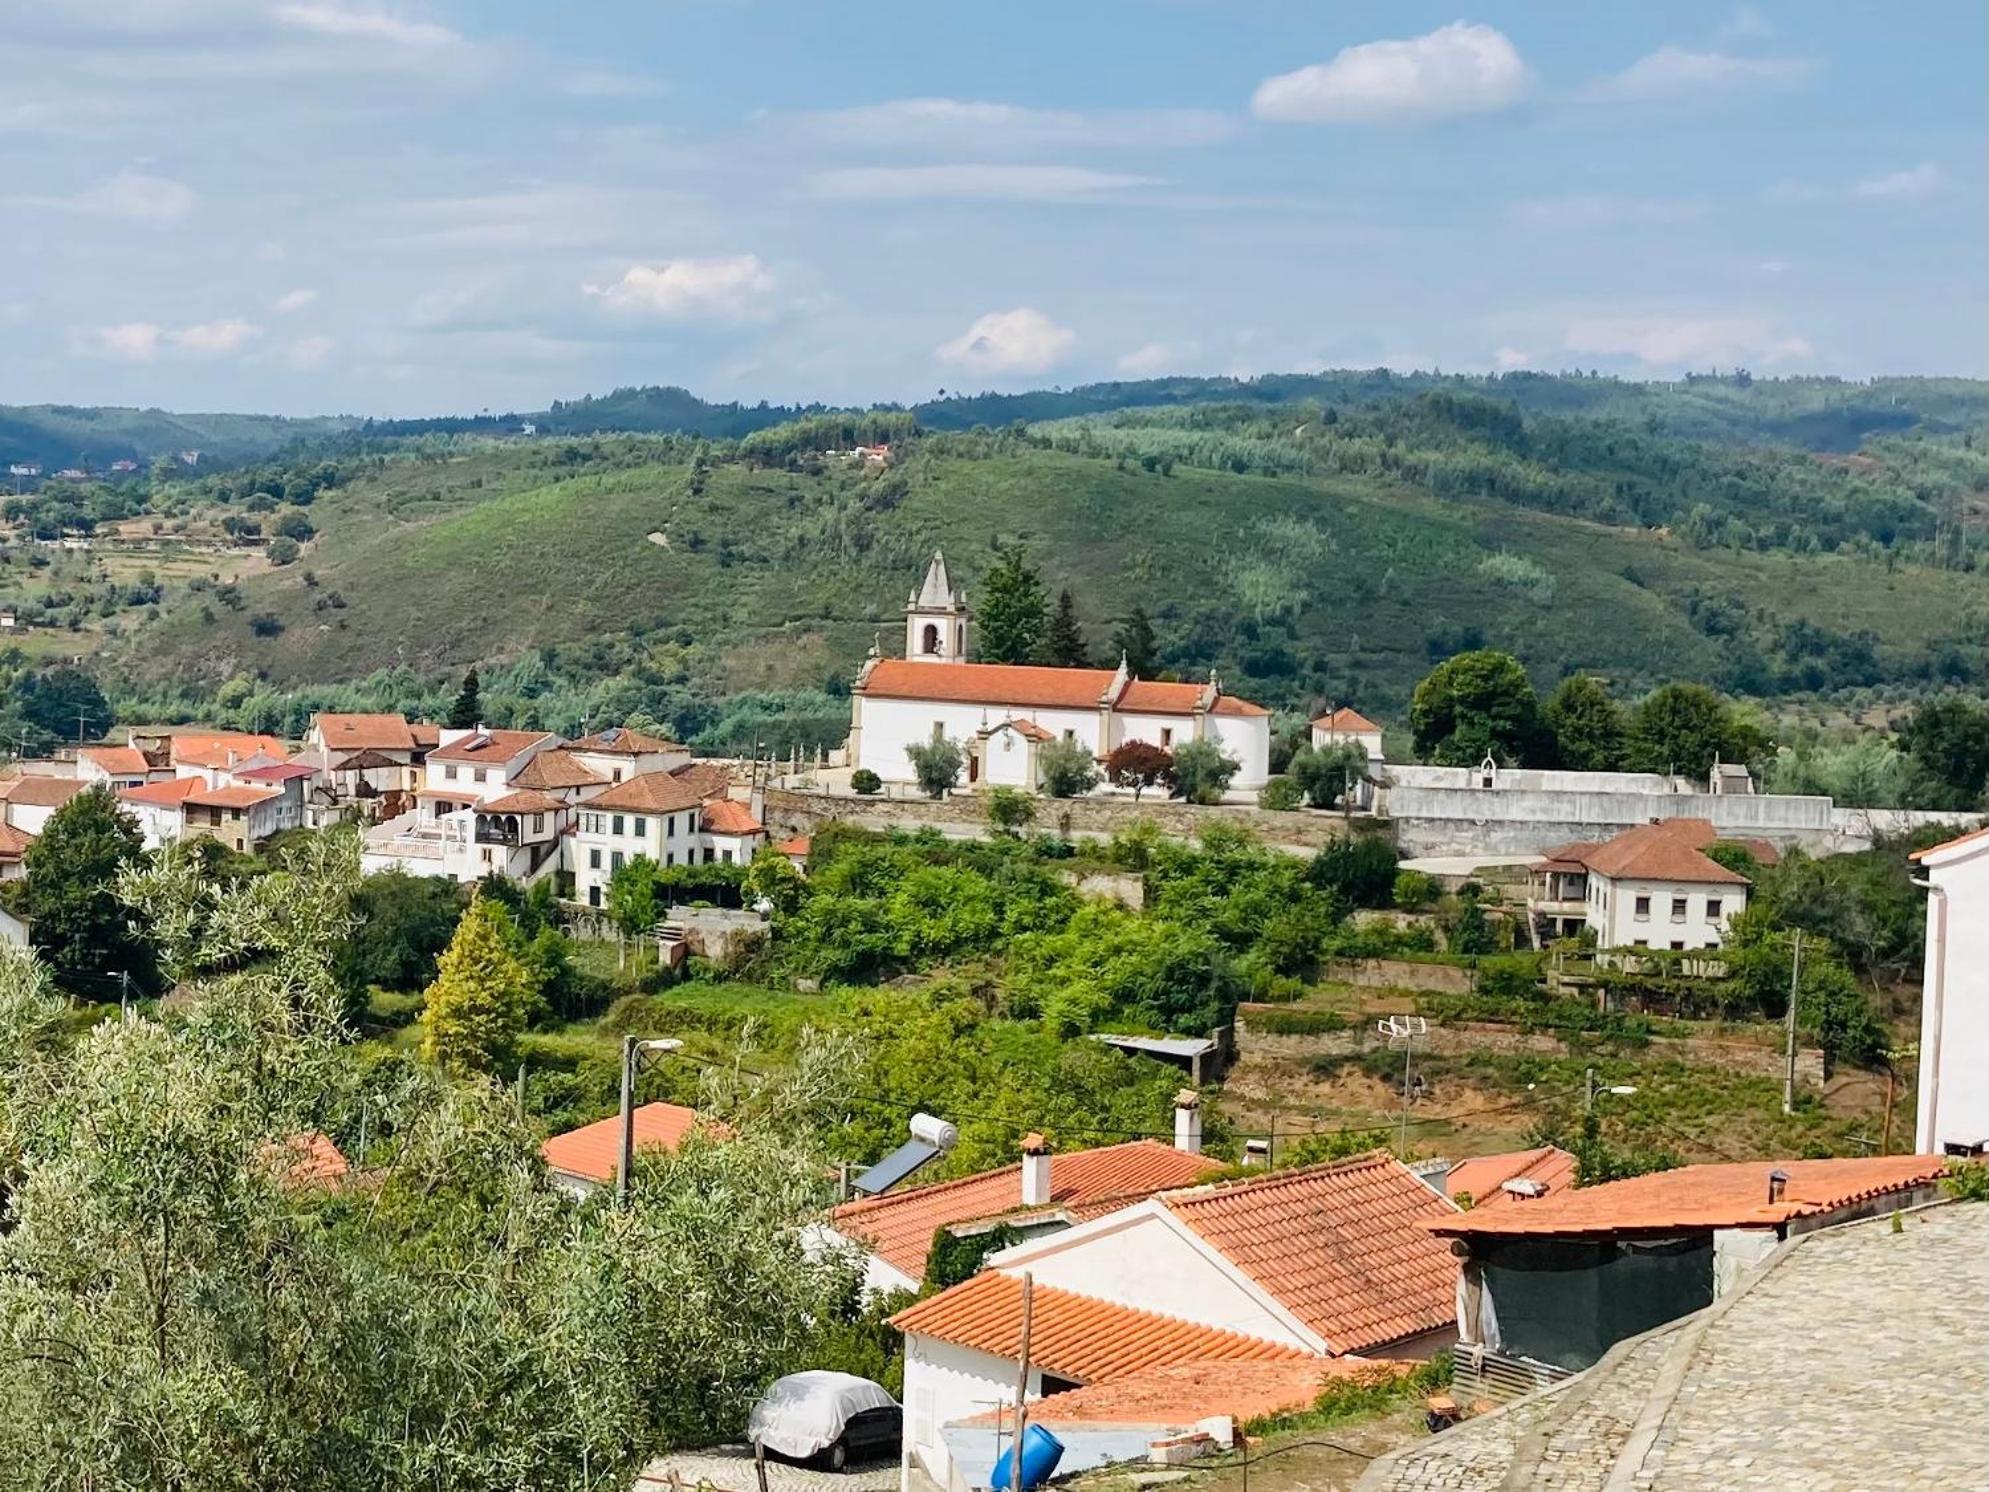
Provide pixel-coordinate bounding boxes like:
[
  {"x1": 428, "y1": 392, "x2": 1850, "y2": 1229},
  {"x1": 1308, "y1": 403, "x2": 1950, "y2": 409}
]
[
  {"x1": 541, "y1": 1102, "x2": 707, "y2": 1184},
  {"x1": 1909, "y1": 824, "x2": 1989, "y2": 863},
  {"x1": 1208, "y1": 694, "x2": 1271, "y2": 718},
  {"x1": 119, "y1": 777, "x2": 204, "y2": 807},
  {"x1": 426, "y1": 728, "x2": 553, "y2": 765},
  {"x1": 584, "y1": 769, "x2": 708, "y2": 814},
  {"x1": 408, "y1": 722, "x2": 441, "y2": 748},
  {"x1": 268, "y1": 1131, "x2": 350, "y2": 1187},
  {"x1": 984, "y1": 716, "x2": 1056, "y2": 742},
  {"x1": 1160, "y1": 1152, "x2": 1460, "y2": 1353},
  {"x1": 187, "y1": 783, "x2": 283, "y2": 810},
  {"x1": 777, "y1": 835, "x2": 811, "y2": 858},
  {"x1": 0, "y1": 821, "x2": 33, "y2": 859},
  {"x1": 1428, "y1": 1155, "x2": 1950, "y2": 1238},
  {"x1": 235, "y1": 762, "x2": 316, "y2": 783},
  {"x1": 1312, "y1": 707, "x2": 1382, "y2": 734},
  {"x1": 1444, "y1": 1146, "x2": 1578, "y2": 1210},
  {"x1": 0, "y1": 776, "x2": 92, "y2": 808},
  {"x1": 832, "y1": 1139, "x2": 1222, "y2": 1282},
  {"x1": 312, "y1": 712, "x2": 415, "y2": 752},
  {"x1": 957, "y1": 1356, "x2": 1406, "y2": 1428},
  {"x1": 569, "y1": 725, "x2": 684, "y2": 755},
  {"x1": 891, "y1": 1270, "x2": 1309, "y2": 1383},
  {"x1": 861, "y1": 659, "x2": 1264, "y2": 719},
  {"x1": 510, "y1": 749, "x2": 607, "y2": 791},
  {"x1": 670, "y1": 760, "x2": 735, "y2": 799},
  {"x1": 171, "y1": 733, "x2": 288, "y2": 769},
  {"x1": 701, "y1": 799, "x2": 763, "y2": 835},
  {"x1": 81, "y1": 746, "x2": 150, "y2": 775},
  {"x1": 1576, "y1": 819, "x2": 1750, "y2": 886},
  {"x1": 479, "y1": 789, "x2": 568, "y2": 815}
]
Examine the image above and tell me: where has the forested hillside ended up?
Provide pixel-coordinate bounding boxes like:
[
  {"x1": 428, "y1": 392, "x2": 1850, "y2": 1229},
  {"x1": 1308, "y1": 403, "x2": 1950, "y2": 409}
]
[
  {"x1": 72, "y1": 376, "x2": 1986, "y2": 753},
  {"x1": 0, "y1": 403, "x2": 352, "y2": 472}
]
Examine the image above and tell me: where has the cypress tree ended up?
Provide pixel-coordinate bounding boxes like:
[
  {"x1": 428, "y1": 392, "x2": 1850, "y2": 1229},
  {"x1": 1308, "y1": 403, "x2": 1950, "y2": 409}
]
[{"x1": 1044, "y1": 588, "x2": 1088, "y2": 667}]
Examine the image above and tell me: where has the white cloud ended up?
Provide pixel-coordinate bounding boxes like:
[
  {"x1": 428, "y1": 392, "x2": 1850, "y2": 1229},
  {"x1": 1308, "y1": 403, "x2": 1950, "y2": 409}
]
[
  {"x1": 1586, "y1": 47, "x2": 1816, "y2": 103},
  {"x1": 1251, "y1": 23, "x2": 1530, "y2": 124},
  {"x1": 75, "y1": 322, "x2": 164, "y2": 362},
  {"x1": 272, "y1": 287, "x2": 318, "y2": 313},
  {"x1": 271, "y1": 4, "x2": 461, "y2": 48},
  {"x1": 1510, "y1": 195, "x2": 1706, "y2": 232},
  {"x1": 68, "y1": 169, "x2": 196, "y2": 222},
  {"x1": 790, "y1": 98, "x2": 1235, "y2": 151},
  {"x1": 170, "y1": 318, "x2": 262, "y2": 354},
  {"x1": 1116, "y1": 341, "x2": 1192, "y2": 377},
  {"x1": 1855, "y1": 163, "x2": 1945, "y2": 200},
  {"x1": 1564, "y1": 315, "x2": 1814, "y2": 368},
  {"x1": 1494, "y1": 346, "x2": 1531, "y2": 370},
  {"x1": 808, "y1": 164, "x2": 1158, "y2": 203},
  {"x1": 581, "y1": 255, "x2": 779, "y2": 321},
  {"x1": 286, "y1": 334, "x2": 335, "y2": 369},
  {"x1": 936, "y1": 308, "x2": 1076, "y2": 376}
]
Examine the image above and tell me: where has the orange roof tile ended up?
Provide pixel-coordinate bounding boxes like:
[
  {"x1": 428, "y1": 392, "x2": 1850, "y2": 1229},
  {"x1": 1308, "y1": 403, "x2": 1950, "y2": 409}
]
[
  {"x1": 1427, "y1": 1155, "x2": 1950, "y2": 1238},
  {"x1": 1444, "y1": 1146, "x2": 1578, "y2": 1210},
  {"x1": 1208, "y1": 695, "x2": 1271, "y2": 718},
  {"x1": 426, "y1": 729, "x2": 554, "y2": 765},
  {"x1": 510, "y1": 749, "x2": 607, "y2": 791},
  {"x1": 312, "y1": 712, "x2": 416, "y2": 752},
  {"x1": 187, "y1": 783, "x2": 283, "y2": 810},
  {"x1": 861, "y1": 659, "x2": 1264, "y2": 719},
  {"x1": 1161, "y1": 1153, "x2": 1459, "y2": 1353},
  {"x1": 891, "y1": 1271, "x2": 1309, "y2": 1383},
  {"x1": 81, "y1": 746, "x2": 151, "y2": 775},
  {"x1": 585, "y1": 769, "x2": 709, "y2": 814},
  {"x1": 701, "y1": 799, "x2": 763, "y2": 835},
  {"x1": 0, "y1": 776, "x2": 92, "y2": 808},
  {"x1": 408, "y1": 722, "x2": 441, "y2": 748},
  {"x1": 1910, "y1": 823, "x2": 1989, "y2": 863},
  {"x1": 268, "y1": 1131, "x2": 350, "y2": 1187},
  {"x1": 569, "y1": 725, "x2": 685, "y2": 755},
  {"x1": 777, "y1": 835, "x2": 811, "y2": 858},
  {"x1": 958, "y1": 1356, "x2": 1406, "y2": 1427},
  {"x1": 984, "y1": 717, "x2": 1055, "y2": 742},
  {"x1": 1311, "y1": 707, "x2": 1382, "y2": 734},
  {"x1": 670, "y1": 760, "x2": 734, "y2": 799},
  {"x1": 171, "y1": 733, "x2": 287, "y2": 769},
  {"x1": 478, "y1": 788, "x2": 568, "y2": 814},
  {"x1": 540, "y1": 1102, "x2": 707, "y2": 1184},
  {"x1": 118, "y1": 777, "x2": 205, "y2": 807},
  {"x1": 1576, "y1": 819, "x2": 1749, "y2": 886},
  {"x1": 832, "y1": 1140, "x2": 1221, "y2": 1282},
  {"x1": 0, "y1": 821, "x2": 33, "y2": 859}
]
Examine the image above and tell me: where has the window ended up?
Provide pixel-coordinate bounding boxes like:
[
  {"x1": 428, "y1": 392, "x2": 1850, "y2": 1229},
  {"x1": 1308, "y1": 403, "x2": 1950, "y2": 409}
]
[
  {"x1": 1160, "y1": 727, "x2": 1173, "y2": 747},
  {"x1": 588, "y1": 849, "x2": 601, "y2": 870},
  {"x1": 613, "y1": 769, "x2": 624, "y2": 782},
  {"x1": 932, "y1": 721, "x2": 945, "y2": 740},
  {"x1": 472, "y1": 767, "x2": 486, "y2": 783},
  {"x1": 1671, "y1": 896, "x2": 1688, "y2": 922},
  {"x1": 1706, "y1": 897, "x2": 1723, "y2": 920},
  {"x1": 721, "y1": 849, "x2": 734, "y2": 864},
  {"x1": 921, "y1": 622, "x2": 941, "y2": 655},
  {"x1": 531, "y1": 814, "x2": 544, "y2": 834},
  {"x1": 630, "y1": 816, "x2": 646, "y2": 838},
  {"x1": 1063, "y1": 729, "x2": 1076, "y2": 742},
  {"x1": 588, "y1": 885, "x2": 601, "y2": 908},
  {"x1": 704, "y1": 847, "x2": 716, "y2": 863},
  {"x1": 1633, "y1": 938, "x2": 1649, "y2": 949},
  {"x1": 443, "y1": 764, "x2": 458, "y2": 781},
  {"x1": 667, "y1": 814, "x2": 678, "y2": 839},
  {"x1": 612, "y1": 814, "x2": 624, "y2": 837},
  {"x1": 1633, "y1": 894, "x2": 1651, "y2": 919},
  {"x1": 665, "y1": 852, "x2": 674, "y2": 867},
  {"x1": 1670, "y1": 940, "x2": 1685, "y2": 951},
  {"x1": 610, "y1": 851, "x2": 624, "y2": 872}
]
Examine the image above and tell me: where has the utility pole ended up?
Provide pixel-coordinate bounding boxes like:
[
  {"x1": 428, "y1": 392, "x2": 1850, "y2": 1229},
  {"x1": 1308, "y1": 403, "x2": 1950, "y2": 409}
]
[
  {"x1": 1585, "y1": 1065, "x2": 1597, "y2": 1115},
  {"x1": 616, "y1": 1035, "x2": 684, "y2": 1206},
  {"x1": 1377, "y1": 1016, "x2": 1429, "y2": 1155},
  {"x1": 1010, "y1": 1272, "x2": 1035, "y2": 1492},
  {"x1": 1783, "y1": 929, "x2": 1802, "y2": 1116}
]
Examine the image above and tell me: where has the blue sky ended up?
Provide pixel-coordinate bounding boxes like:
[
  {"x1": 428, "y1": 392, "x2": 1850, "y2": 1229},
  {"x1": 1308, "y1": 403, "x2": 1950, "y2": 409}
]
[{"x1": 2, "y1": 1, "x2": 1981, "y2": 416}]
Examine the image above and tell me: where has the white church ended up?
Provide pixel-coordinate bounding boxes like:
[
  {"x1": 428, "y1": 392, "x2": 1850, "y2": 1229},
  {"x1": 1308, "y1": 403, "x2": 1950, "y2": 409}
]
[{"x1": 848, "y1": 553, "x2": 1272, "y2": 792}]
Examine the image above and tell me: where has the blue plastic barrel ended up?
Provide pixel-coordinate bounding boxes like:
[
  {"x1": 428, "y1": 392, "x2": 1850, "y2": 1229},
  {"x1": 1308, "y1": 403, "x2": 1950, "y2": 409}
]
[{"x1": 990, "y1": 1423, "x2": 1065, "y2": 1491}]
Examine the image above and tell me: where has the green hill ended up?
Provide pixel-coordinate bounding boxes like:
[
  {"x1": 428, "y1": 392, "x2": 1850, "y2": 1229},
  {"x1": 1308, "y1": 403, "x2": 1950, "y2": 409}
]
[
  {"x1": 98, "y1": 381, "x2": 1989, "y2": 747},
  {"x1": 0, "y1": 403, "x2": 354, "y2": 472}
]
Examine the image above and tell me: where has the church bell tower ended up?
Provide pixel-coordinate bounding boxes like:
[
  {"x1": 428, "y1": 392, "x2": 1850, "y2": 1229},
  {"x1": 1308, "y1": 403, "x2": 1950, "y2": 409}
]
[{"x1": 905, "y1": 550, "x2": 970, "y2": 662}]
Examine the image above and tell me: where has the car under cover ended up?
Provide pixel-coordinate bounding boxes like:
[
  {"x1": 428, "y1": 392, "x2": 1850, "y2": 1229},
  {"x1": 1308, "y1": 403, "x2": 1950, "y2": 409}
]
[{"x1": 749, "y1": 1371, "x2": 900, "y2": 1459}]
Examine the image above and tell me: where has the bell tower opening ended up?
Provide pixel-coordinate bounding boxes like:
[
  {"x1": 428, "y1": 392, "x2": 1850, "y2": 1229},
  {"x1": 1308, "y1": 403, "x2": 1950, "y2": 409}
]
[{"x1": 904, "y1": 549, "x2": 971, "y2": 662}]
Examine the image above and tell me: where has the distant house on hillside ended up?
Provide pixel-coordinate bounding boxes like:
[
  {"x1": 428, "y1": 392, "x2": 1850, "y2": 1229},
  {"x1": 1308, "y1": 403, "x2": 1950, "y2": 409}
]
[{"x1": 1526, "y1": 818, "x2": 1764, "y2": 956}]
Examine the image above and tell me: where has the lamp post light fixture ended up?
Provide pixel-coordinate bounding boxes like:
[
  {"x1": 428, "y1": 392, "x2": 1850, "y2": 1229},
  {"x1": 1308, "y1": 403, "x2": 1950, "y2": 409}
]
[{"x1": 617, "y1": 1035, "x2": 685, "y2": 1206}]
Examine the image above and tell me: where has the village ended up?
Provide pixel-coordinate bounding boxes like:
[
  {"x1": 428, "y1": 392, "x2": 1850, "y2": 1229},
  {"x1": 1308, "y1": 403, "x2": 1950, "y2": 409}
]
[{"x1": 0, "y1": 552, "x2": 1981, "y2": 1491}]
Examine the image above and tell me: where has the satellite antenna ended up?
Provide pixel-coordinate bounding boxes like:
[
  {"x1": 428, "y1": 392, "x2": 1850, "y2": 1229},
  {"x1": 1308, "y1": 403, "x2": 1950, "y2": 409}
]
[{"x1": 1376, "y1": 1015, "x2": 1431, "y2": 1155}]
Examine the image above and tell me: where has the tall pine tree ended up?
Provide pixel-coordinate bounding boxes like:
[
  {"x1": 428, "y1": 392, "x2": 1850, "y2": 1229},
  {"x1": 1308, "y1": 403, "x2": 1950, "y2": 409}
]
[
  {"x1": 447, "y1": 668, "x2": 483, "y2": 730},
  {"x1": 1044, "y1": 588, "x2": 1088, "y2": 667},
  {"x1": 976, "y1": 546, "x2": 1048, "y2": 664},
  {"x1": 1112, "y1": 605, "x2": 1158, "y2": 677},
  {"x1": 419, "y1": 894, "x2": 532, "y2": 1076}
]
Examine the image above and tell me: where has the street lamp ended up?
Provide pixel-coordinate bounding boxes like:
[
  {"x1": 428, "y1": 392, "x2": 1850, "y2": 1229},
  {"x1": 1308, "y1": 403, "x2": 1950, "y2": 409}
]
[
  {"x1": 617, "y1": 1035, "x2": 684, "y2": 1206},
  {"x1": 1583, "y1": 1067, "x2": 1637, "y2": 1113}
]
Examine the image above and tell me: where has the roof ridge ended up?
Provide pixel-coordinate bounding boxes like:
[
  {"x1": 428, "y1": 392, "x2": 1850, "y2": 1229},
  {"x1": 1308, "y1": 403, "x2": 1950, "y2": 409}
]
[{"x1": 836, "y1": 1137, "x2": 1171, "y2": 1215}]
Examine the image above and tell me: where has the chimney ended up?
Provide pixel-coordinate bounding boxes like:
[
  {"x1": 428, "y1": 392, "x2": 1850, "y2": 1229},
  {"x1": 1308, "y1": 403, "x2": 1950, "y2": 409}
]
[
  {"x1": 1020, "y1": 1132, "x2": 1051, "y2": 1207},
  {"x1": 1173, "y1": 1089, "x2": 1203, "y2": 1155},
  {"x1": 1766, "y1": 1168, "x2": 1789, "y2": 1205}
]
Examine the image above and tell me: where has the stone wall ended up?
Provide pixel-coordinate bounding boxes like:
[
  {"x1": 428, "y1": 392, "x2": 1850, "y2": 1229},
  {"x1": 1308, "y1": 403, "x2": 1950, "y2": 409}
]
[{"x1": 762, "y1": 786, "x2": 1375, "y2": 852}]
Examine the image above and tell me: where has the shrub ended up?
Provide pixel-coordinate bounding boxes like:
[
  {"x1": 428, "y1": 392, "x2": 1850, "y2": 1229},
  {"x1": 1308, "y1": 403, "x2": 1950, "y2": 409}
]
[
  {"x1": 1105, "y1": 740, "x2": 1173, "y2": 800},
  {"x1": 1245, "y1": 1007, "x2": 1347, "y2": 1035},
  {"x1": 983, "y1": 786, "x2": 1036, "y2": 834},
  {"x1": 1037, "y1": 736, "x2": 1101, "y2": 798},
  {"x1": 1168, "y1": 738, "x2": 1240, "y2": 804},
  {"x1": 850, "y1": 768, "x2": 882, "y2": 795},
  {"x1": 248, "y1": 613, "x2": 284, "y2": 638},
  {"x1": 1393, "y1": 870, "x2": 1439, "y2": 910},
  {"x1": 905, "y1": 737, "x2": 963, "y2": 798},
  {"x1": 1309, "y1": 836, "x2": 1399, "y2": 909},
  {"x1": 1258, "y1": 776, "x2": 1303, "y2": 811},
  {"x1": 266, "y1": 535, "x2": 300, "y2": 566}
]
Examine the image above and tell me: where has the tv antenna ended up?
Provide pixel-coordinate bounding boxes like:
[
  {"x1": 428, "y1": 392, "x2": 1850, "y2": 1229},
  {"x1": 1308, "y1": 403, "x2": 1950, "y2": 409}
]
[{"x1": 1376, "y1": 1015, "x2": 1431, "y2": 1155}]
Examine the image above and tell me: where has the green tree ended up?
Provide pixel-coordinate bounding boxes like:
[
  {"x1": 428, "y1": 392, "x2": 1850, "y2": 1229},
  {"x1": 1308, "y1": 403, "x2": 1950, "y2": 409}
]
[
  {"x1": 1899, "y1": 696, "x2": 1989, "y2": 810},
  {"x1": 976, "y1": 545, "x2": 1048, "y2": 664},
  {"x1": 1037, "y1": 736, "x2": 1101, "y2": 798},
  {"x1": 744, "y1": 846, "x2": 808, "y2": 915},
  {"x1": 13, "y1": 664, "x2": 112, "y2": 745},
  {"x1": 1106, "y1": 740, "x2": 1173, "y2": 801},
  {"x1": 1545, "y1": 675, "x2": 1627, "y2": 771},
  {"x1": 607, "y1": 855, "x2": 663, "y2": 966},
  {"x1": 1112, "y1": 605, "x2": 1158, "y2": 677},
  {"x1": 983, "y1": 786, "x2": 1036, "y2": 833},
  {"x1": 16, "y1": 783, "x2": 154, "y2": 992},
  {"x1": 266, "y1": 534, "x2": 301, "y2": 565},
  {"x1": 1309, "y1": 836, "x2": 1398, "y2": 909},
  {"x1": 335, "y1": 869, "x2": 464, "y2": 1004},
  {"x1": 1288, "y1": 742, "x2": 1367, "y2": 808},
  {"x1": 1168, "y1": 738, "x2": 1240, "y2": 804},
  {"x1": 1043, "y1": 588, "x2": 1088, "y2": 667},
  {"x1": 447, "y1": 667, "x2": 483, "y2": 729},
  {"x1": 1626, "y1": 682, "x2": 1763, "y2": 779},
  {"x1": 905, "y1": 736, "x2": 964, "y2": 798},
  {"x1": 1409, "y1": 650, "x2": 1547, "y2": 765},
  {"x1": 419, "y1": 893, "x2": 533, "y2": 1075}
]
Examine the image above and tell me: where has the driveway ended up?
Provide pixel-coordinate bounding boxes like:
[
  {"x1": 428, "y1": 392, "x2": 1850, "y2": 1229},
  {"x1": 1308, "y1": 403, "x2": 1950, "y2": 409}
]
[{"x1": 635, "y1": 1445, "x2": 901, "y2": 1492}]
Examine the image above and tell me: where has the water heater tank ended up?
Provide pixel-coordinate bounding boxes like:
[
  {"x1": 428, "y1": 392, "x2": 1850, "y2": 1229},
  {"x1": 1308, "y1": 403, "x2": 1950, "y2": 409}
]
[{"x1": 908, "y1": 1112, "x2": 958, "y2": 1152}]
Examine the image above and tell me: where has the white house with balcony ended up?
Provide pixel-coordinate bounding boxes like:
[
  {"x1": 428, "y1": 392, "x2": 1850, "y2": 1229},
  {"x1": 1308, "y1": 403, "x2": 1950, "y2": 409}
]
[
  {"x1": 847, "y1": 553, "x2": 1271, "y2": 792},
  {"x1": 363, "y1": 727, "x2": 560, "y2": 881},
  {"x1": 1909, "y1": 825, "x2": 1989, "y2": 1157},
  {"x1": 1529, "y1": 818, "x2": 1754, "y2": 955},
  {"x1": 571, "y1": 769, "x2": 764, "y2": 909}
]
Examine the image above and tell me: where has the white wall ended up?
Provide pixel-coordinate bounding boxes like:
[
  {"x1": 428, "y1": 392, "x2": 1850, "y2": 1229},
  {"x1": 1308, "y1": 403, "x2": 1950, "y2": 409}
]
[
  {"x1": 1587, "y1": 874, "x2": 1745, "y2": 952},
  {"x1": 1311, "y1": 725, "x2": 1385, "y2": 760},
  {"x1": 904, "y1": 1335, "x2": 1046, "y2": 1486},
  {"x1": 989, "y1": 1213, "x2": 1315, "y2": 1350},
  {"x1": 980, "y1": 728, "x2": 1036, "y2": 788},
  {"x1": 1920, "y1": 840, "x2": 1989, "y2": 1153},
  {"x1": 860, "y1": 699, "x2": 1099, "y2": 785},
  {"x1": 1203, "y1": 713, "x2": 1271, "y2": 789}
]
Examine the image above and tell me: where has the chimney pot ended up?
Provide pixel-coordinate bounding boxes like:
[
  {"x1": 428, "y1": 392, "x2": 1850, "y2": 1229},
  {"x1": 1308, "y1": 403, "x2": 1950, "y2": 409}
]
[
  {"x1": 1767, "y1": 1168, "x2": 1789, "y2": 1204},
  {"x1": 1173, "y1": 1090, "x2": 1203, "y2": 1155},
  {"x1": 1020, "y1": 1135, "x2": 1051, "y2": 1208}
]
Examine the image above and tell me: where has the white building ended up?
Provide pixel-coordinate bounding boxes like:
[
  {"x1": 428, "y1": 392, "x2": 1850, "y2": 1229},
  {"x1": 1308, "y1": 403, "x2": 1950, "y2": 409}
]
[
  {"x1": 571, "y1": 769, "x2": 764, "y2": 909},
  {"x1": 1524, "y1": 818, "x2": 1753, "y2": 954},
  {"x1": 1309, "y1": 707, "x2": 1385, "y2": 761},
  {"x1": 848, "y1": 553, "x2": 1272, "y2": 792},
  {"x1": 1910, "y1": 825, "x2": 1989, "y2": 1156},
  {"x1": 76, "y1": 745, "x2": 161, "y2": 790},
  {"x1": 0, "y1": 776, "x2": 91, "y2": 836}
]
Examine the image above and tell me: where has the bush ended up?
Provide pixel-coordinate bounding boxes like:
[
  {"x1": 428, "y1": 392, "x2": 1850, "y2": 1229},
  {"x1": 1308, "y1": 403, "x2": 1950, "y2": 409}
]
[
  {"x1": 1309, "y1": 836, "x2": 1399, "y2": 909},
  {"x1": 1258, "y1": 776, "x2": 1303, "y2": 811},
  {"x1": 265, "y1": 535, "x2": 300, "y2": 566},
  {"x1": 1475, "y1": 954, "x2": 1545, "y2": 1002},
  {"x1": 1105, "y1": 740, "x2": 1173, "y2": 800},
  {"x1": 1245, "y1": 1007, "x2": 1347, "y2": 1035},
  {"x1": 1168, "y1": 738, "x2": 1240, "y2": 804},
  {"x1": 983, "y1": 786, "x2": 1035, "y2": 834},
  {"x1": 248, "y1": 613, "x2": 284, "y2": 638},
  {"x1": 1393, "y1": 870, "x2": 1439, "y2": 910},
  {"x1": 1038, "y1": 736, "x2": 1101, "y2": 798},
  {"x1": 905, "y1": 737, "x2": 963, "y2": 798},
  {"x1": 850, "y1": 768, "x2": 882, "y2": 795}
]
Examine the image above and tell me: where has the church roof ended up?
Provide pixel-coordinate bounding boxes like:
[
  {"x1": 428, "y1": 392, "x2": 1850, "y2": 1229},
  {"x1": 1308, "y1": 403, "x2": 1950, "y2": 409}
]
[
  {"x1": 859, "y1": 659, "x2": 1266, "y2": 718},
  {"x1": 909, "y1": 550, "x2": 961, "y2": 610}
]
